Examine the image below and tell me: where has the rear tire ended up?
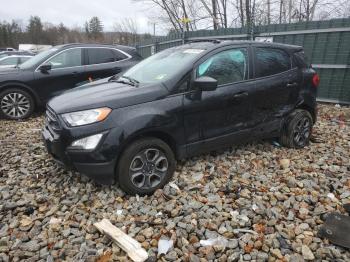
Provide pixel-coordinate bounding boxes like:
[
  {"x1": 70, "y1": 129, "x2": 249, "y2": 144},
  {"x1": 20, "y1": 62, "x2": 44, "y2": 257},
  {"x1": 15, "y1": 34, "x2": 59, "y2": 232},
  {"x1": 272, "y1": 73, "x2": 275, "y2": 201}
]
[
  {"x1": 117, "y1": 137, "x2": 176, "y2": 195},
  {"x1": 0, "y1": 88, "x2": 35, "y2": 120},
  {"x1": 280, "y1": 109, "x2": 313, "y2": 148}
]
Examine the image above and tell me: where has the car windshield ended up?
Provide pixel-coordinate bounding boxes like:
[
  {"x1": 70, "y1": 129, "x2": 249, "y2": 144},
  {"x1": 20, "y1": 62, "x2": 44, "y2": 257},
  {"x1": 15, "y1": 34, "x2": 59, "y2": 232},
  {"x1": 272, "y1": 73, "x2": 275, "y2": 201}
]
[
  {"x1": 122, "y1": 47, "x2": 205, "y2": 84},
  {"x1": 19, "y1": 48, "x2": 58, "y2": 69}
]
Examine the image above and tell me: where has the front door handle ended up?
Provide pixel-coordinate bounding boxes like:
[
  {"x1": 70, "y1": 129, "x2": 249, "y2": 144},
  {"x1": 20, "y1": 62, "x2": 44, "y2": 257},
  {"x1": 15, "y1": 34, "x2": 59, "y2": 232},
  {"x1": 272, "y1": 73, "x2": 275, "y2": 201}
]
[
  {"x1": 287, "y1": 82, "x2": 298, "y2": 88},
  {"x1": 232, "y1": 92, "x2": 248, "y2": 99},
  {"x1": 72, "y1": 71, "x2": 79, "y2": 75}
]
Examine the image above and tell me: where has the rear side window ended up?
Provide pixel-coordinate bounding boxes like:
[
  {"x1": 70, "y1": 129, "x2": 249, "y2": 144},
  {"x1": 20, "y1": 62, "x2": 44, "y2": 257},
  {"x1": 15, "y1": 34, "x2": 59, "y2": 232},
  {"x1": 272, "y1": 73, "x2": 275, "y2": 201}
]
[
  {"x1": 0, "y1": 57, "x2": 18, "y2": 65},
  {"x1": 255, "y1": 48, "x2": 291, "y2": 78},
  {"x1": 113, "y1": 50, "x2": 128, "y2": 61},
  {"x1": 293, "y1": 51, "x2": 310, "y2": 68},
  {"x1": 87, "y1": 48, "x2": 124, "y2": 65}
]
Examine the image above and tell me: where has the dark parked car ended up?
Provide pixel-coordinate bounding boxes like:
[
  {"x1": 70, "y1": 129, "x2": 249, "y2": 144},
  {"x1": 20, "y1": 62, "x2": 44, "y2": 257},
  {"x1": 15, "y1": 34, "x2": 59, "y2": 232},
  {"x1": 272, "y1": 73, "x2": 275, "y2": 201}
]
[
  {"x1": 43, "y1": 40, "x2": 319, "y2": 195},
  {"x1": 0, "y1": 43, "x2": 142, "y2": 119}
]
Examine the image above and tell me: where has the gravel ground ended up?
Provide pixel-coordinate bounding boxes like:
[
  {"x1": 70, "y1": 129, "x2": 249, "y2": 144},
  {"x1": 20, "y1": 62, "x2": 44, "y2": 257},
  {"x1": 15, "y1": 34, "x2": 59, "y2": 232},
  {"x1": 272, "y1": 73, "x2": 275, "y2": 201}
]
[{"x1": 0, "y1": 103, "x2": 349, "y2": 262}]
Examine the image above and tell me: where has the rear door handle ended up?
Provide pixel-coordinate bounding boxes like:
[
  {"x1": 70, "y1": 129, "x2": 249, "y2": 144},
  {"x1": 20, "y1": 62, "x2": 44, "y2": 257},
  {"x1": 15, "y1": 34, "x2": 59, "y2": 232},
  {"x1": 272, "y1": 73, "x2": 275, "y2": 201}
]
[
  {"x1": 72, "y1": 71, "x2": 79, "y2": 75},
  {"x1": 232, "y1": 92, "x2": 248, "y2": 99},
  {"x1": 287, "y1": 82, "x2": 298, "y2": 88}
]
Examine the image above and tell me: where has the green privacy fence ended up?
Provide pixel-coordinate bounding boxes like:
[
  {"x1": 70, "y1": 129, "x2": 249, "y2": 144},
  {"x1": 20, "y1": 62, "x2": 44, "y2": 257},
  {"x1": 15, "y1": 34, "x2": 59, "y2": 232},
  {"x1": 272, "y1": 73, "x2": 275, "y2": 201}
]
[{"x1": 136, "y1": 18, "x2": 350, "y2": 104}]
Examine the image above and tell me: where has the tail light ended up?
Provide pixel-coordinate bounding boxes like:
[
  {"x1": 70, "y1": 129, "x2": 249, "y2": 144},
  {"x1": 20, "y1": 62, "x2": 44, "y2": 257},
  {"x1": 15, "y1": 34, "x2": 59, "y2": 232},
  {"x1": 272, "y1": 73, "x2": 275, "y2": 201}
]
[{"x1": 312, "y1": 74, "x2": 320, "y2": 87}]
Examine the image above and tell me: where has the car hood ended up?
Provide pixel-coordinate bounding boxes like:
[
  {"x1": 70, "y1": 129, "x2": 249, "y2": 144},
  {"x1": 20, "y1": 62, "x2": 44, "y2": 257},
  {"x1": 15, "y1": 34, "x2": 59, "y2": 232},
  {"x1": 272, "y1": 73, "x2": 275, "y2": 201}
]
[{"x1": 48, "y1": 80, "x2": 169, "y2": 114}]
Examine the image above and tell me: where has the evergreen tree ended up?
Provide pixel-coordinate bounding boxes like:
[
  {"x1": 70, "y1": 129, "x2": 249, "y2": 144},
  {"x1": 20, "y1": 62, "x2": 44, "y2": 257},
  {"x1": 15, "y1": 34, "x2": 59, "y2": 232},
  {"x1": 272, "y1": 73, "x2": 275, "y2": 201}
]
[
  {"x1": 86, "y1": 16, "x2": 103, "y2": 40},
  {"x1": 27, "y1": 16, "x2": 43, "y2": 44}
]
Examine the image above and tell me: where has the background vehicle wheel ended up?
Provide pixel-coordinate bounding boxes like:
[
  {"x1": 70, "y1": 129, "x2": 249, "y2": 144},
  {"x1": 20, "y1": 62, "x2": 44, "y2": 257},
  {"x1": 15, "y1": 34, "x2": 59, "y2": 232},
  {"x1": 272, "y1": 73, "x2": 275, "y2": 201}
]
[
  {"x1": 280, "y1": 109, "x2": 313, "y2": 148},
  {"x1": 0, "y1": 88, "x2": 34, "y2": 120},
  {"x1": 117, "y1": 137, "x2": 176, "y2": 195}
]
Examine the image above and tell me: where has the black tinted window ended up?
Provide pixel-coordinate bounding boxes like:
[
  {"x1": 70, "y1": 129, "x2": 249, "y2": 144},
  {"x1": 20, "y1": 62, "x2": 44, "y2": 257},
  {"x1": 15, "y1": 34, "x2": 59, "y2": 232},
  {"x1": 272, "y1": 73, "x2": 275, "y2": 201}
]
[
  {"x1": 294, "y1": 51, "x2": 310, "y2": 68},
  {"x1": 113, "y1": 50, "x2": 128, "y2": 61},
  {"x1": 87, "y1": 48, "x2": 116, "y2": 65},
  {"x1": 256, "y1": 48, "x2": 291, "y2": 77}
]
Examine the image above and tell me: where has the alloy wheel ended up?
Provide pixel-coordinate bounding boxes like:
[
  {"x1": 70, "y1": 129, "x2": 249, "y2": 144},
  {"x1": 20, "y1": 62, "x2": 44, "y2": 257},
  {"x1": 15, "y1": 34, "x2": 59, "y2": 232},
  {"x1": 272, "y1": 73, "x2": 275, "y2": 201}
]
[
  {"x1": 129, "y1": 148, "x2": 169, "y2": 190},
  {"x1": 1, "y1": 92, "x2": 31, "y2": 118},
  {"x1": 293, "y1": 116, "x2": 311, "y2": 147}
]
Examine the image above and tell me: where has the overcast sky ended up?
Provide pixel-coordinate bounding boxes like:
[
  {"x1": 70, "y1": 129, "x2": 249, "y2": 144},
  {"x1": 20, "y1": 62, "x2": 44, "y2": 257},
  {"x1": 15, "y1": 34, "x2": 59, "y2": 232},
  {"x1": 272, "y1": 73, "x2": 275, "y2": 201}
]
[{"x1": 0, "y1": 0, "x2": 155, "y2": 33}]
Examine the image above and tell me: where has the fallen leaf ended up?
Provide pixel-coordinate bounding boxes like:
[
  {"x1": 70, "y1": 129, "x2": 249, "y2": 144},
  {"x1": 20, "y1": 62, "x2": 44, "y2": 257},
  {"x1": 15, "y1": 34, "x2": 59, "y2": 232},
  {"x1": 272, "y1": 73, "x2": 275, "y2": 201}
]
[
  {"x1": 244, "y1": 243, "x2": 254, "y2": 253},
  {"x1": 96, "y1": 250, "x2": 113, "y2": 262}
]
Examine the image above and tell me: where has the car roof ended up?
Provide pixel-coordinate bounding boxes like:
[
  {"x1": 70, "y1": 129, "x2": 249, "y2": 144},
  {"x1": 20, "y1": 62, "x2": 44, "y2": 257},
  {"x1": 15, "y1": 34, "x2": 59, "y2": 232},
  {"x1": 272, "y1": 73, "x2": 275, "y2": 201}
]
[{"x1": 176, "y1": 40, "x2": 303, "y2": 52}]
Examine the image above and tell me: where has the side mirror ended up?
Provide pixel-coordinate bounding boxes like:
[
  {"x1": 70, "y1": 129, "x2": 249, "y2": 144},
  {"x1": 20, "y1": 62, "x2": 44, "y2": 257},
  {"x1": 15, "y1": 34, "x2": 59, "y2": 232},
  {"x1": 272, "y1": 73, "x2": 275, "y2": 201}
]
[
  {"x1": 39, "y1": 63, "x2": 52, "y2": 72},
  {"x1": 194, "y1": 76, "x2": 218, "y2": 91}
]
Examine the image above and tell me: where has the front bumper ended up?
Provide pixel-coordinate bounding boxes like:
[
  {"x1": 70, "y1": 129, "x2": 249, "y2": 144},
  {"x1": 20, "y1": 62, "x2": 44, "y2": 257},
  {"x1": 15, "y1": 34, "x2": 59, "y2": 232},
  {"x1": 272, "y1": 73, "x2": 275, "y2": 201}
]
[{"x1": 42, "y1": 119, "x2": 116, "y2": 185}]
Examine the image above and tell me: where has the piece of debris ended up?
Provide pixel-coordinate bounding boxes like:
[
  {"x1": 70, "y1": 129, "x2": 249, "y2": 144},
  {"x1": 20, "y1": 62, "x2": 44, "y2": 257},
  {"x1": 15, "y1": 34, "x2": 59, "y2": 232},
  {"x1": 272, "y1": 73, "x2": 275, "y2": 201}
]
[
  {"x1": 318, "y1": 212, "x2": 350, "y2": 249},
  {"x1": 94, "y1": 219, "x2": 148, "y2": 262},
  {"x1": 116, "y1": 209, "x2": 123, "y2": 216},
  {"x1": 157, "y1": 239, "x2": 173, "y2": 255},
  {"x1": 327, "y1": 193, "x2": 339, "y2": 202},
  {"x1": 233, "y1": 229, "x2": 259, "y2": 235},
  {"x1": 168, "y1": 182, "x2": 180, "y2": 191},
  {"x1": 199, "y1": 236, "x2": 228, "y2": 247}
]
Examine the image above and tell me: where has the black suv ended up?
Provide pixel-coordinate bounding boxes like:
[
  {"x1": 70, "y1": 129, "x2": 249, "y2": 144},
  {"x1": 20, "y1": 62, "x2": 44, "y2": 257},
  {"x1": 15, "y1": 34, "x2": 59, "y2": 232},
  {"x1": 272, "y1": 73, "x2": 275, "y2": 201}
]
[
  {"x1": 43, "y1": 40, "x2": 319, "y2": 195},
  {"x1": 0, "y1": 43, "x2": 142, "y2": 119}
]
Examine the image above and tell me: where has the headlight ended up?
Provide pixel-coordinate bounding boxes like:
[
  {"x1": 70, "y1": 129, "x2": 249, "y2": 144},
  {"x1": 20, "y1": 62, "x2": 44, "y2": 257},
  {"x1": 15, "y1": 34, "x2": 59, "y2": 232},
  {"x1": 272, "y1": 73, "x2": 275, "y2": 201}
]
[
  {"x1": 71, "y1": 133, "x2": 103, "y2": 150},
  {"x1": 62, "y1": 107, "x2": 111, "y2": 127}
]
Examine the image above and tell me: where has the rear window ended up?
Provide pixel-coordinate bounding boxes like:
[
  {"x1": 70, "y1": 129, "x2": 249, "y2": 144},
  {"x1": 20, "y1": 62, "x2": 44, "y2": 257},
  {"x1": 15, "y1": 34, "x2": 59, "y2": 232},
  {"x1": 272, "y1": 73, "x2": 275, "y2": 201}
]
[
  {"x1": 87, "y1": 48, "x2": 115, "y2": 65},
  {"x1": 293, "y1": 51, "x2": 310, "y2": 68},
  {"x1": 255, "y1": 48, "x2": 291, "y2": 78},
  {"x1": 87, "y1": 48, "x2": 128, "y2": 65}
]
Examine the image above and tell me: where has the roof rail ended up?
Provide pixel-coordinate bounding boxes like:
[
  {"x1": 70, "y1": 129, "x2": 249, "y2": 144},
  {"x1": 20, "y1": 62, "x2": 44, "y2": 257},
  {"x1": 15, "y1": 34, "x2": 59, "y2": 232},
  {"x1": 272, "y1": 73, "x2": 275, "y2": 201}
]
[{"x1": 187, "y1": 39, "x2": 221, "y2": 44}]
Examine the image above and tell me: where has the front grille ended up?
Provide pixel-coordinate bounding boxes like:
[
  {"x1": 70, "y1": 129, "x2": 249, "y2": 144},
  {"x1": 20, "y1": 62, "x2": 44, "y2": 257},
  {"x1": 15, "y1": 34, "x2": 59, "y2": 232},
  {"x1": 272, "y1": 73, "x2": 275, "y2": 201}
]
[{"x1": 46, "y1": 106, "x2": 61, "y2": 132}]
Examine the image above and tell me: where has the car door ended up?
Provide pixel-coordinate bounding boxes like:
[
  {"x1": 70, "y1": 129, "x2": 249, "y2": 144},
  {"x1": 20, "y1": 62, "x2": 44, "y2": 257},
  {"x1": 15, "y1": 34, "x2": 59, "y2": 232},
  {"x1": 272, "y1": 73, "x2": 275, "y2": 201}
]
[
  {"x1": 250, "y1": 46, "x2": 299, "y2": 130},
  {"x1": 183, "y1": 46, "x2": 256, "y2": 154},
  {"x1": 33, "y1": 48, "x2": 85, "y2": 100},
  {"x1": 83, "y1": 48, "x2": 129, "y2": 81}
]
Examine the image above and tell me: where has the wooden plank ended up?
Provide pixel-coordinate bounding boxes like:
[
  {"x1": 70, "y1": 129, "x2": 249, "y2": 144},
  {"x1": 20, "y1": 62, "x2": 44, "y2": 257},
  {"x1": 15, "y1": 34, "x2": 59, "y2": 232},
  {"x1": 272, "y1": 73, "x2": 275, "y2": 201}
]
[{"x1": 94, "y1": 219, "x2": 148, "y2": 262}]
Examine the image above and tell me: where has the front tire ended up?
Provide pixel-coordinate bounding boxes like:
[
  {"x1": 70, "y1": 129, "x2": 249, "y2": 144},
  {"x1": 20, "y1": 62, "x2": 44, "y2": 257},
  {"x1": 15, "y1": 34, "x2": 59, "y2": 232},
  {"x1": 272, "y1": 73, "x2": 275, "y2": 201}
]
[
  {"x1": 280, "y1": 109, "x2": 313, "y2": 148},
  {"x1": 0, "y1": 88, "x2": 35, "y2": 120},
  {"x1": 117, "y1": 138, "x2": 176, "y2": 195}
]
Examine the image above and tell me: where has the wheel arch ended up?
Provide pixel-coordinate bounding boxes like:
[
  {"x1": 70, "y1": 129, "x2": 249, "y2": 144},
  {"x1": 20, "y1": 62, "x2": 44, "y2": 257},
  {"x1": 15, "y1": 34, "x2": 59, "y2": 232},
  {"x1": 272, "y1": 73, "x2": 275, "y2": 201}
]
[
  {"x1": 115, "y1": 129, "x2": 178, "y2": 169},
  {"x1": 296, "y1": 103, "x2": 316, "y2": 123}
]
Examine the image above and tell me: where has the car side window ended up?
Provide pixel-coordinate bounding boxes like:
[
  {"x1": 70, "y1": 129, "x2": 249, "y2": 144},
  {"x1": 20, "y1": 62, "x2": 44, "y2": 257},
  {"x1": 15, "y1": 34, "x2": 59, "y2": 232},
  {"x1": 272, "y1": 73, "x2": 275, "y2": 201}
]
[
  {"x1": 255, "y1": 48, "x2": 291, "y2": 77},
  {"x1": 47, "y1": 48, "x2": 82, "y2": 69},
  {"x1": 87, "y1": 48, "x2": 116, "y2": 65},
  {"x1": 113, "y1": 50, "x2": 128, "y2": 61},
  {"x1": 197, "y1": 48, "x2": 248, "y2": 86},
  {"x1": 0, "y1": 57, "x2": 18, "y2": 65}
]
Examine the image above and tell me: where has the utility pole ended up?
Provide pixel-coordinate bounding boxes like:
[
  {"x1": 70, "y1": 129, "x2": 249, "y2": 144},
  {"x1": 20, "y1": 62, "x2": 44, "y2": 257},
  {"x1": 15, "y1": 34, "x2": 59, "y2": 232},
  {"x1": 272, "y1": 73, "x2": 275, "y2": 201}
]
[
  {"x1": 212, "y1": 0, "x2": 219, "y2": 30},
  {"x1": 179, "y1": 17, "x2": 191, "y2": 45}
]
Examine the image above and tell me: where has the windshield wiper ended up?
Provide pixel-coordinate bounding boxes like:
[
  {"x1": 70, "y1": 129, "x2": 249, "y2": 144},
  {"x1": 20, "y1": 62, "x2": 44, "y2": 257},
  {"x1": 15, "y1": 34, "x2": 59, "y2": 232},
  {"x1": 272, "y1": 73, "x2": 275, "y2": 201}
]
[
  {"x1": 120, "y1": 76, "x2": 139, "y2": 86},
  {"x1": 109, "y1": 76, "x2": 139, "y2": 87}
]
